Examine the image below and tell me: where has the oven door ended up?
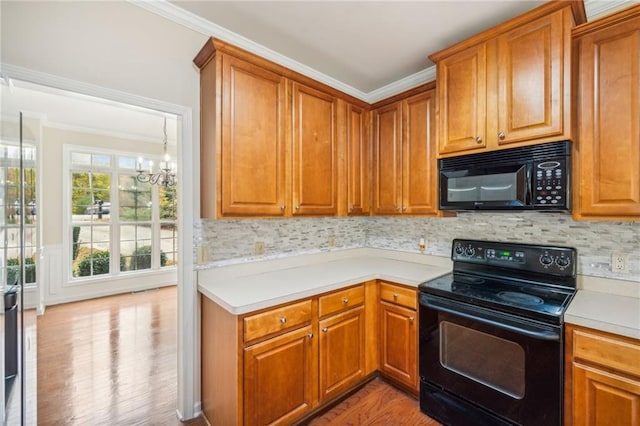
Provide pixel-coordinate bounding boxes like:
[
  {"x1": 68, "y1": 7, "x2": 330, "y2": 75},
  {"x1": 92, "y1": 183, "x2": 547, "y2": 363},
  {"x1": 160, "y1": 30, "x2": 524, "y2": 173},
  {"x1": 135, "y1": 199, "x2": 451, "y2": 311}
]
[{"x1": 419, "y1": 293, "x2": 562, "y2": 426}]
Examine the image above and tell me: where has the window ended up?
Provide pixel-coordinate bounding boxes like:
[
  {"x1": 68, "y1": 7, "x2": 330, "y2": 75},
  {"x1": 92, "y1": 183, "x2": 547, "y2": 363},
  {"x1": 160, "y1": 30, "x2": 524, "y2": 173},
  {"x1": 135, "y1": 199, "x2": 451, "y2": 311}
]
[
  {"x1": 67, "y1": 147, "x2": 177, "y2": 282},
  {"x1": 0, "y1": 143, "x2": 38, "y2": 287}
]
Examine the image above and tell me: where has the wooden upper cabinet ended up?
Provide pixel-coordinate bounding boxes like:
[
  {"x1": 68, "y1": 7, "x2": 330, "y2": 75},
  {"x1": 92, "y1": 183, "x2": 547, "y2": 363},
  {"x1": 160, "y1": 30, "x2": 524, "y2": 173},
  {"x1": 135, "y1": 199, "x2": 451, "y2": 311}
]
[
  {"x1": 437, "y1": 43, "x2": 487, "y2": 154},
  {"x1": 403, "y1": 90, "x2": 438, "y2": 214},
  {"x1": 292, "y1": 83, "x2": 338, "y2": 216},
  {"x1": 573, "y1": 5, "x2": 640, "y2": 220},
  {"x1": 372, "y1": 87, "x2": 439, "y2": 216},
  {"x1": 372, "y1": 101, "x2": 403, "y2": 214},
  {"x1": 220, "y1": 55, "x2": 289, "y2": 216},
  {"x1": 496, "y1": 10, "x2": 566, "y2": 146},
  {"x1": 345, "y1": 104, "x2": 370, "y2": 215},
  {"x1": 431, "y1": 3, "x2": 581, "y2": 157}
]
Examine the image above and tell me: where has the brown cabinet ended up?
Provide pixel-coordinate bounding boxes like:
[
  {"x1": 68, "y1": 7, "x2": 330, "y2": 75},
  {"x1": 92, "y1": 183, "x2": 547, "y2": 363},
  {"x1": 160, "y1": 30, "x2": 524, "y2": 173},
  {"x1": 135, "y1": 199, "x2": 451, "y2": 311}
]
[
  {"x1": 432, "y1": 3, "x2": 579, "y2": 156},
  {"x1": 372, "y1": 87, "x2": 438, "y2": 215},
  {"x1": 201, "y1": 283, "x2": 377, "y2": 425},
  {"x1": 317, "y1": 287, "x2": 366, "y2": 403},
  {"x1": 345, "y1": 103, "x2": 371, "y2": 215},
  {"x1": 378, "y1": 281, "x2": 418, "y2": 393},
  {"x1": 573, "y1": 5, "x2": 640, "y2": 220},
  {"x1": 292, "y1": 83, "x2": 338, "y2": 216},
  {"x1": 244, "y1": 325, "x2": 317, "y2": 425},
  {"x1": 195, "y1": 39, "x2": 367, "y2": 218},
  {"x1": 565, "y1": 324, "x2": 640, "y2": 426}
]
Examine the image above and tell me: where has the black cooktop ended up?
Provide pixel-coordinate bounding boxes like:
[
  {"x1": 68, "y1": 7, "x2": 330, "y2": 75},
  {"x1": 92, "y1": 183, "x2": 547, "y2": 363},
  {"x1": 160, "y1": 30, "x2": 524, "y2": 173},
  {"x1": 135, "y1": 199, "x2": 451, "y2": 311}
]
[{"x1": 419, "y1": 239, "x2": 578, "y2": 324}]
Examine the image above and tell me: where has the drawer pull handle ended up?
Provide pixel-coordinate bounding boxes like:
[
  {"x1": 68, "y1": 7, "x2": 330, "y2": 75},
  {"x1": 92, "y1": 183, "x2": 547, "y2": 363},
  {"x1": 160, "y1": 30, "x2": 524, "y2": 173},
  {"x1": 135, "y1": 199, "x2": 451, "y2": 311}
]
[
  {"x1": 393, "y1": 294, "x2": 399, "y2": 300},
  {"x1": 279, "y1": 317, "x2": 287, "y2": 324},
  {"x1": 342, "y1": 298, "x2": 349, "y2": 304},
  {"x1": 322, "y1": 327, "x2": 328, "y2": 333}
]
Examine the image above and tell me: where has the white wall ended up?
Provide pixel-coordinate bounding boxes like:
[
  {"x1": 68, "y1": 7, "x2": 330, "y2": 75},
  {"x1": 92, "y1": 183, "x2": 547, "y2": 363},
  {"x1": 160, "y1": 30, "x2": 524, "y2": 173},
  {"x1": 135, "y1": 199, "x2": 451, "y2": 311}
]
[{"x1": 1, "y1": 1, "x2": 206, "y2": 419}]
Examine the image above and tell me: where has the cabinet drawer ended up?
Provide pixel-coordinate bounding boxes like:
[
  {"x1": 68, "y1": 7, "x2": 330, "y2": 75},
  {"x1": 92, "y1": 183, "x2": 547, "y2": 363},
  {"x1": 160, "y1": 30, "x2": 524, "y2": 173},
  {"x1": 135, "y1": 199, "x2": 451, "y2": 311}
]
[
  {"x1": 244, "y1": 300, "x2": 312, "y2": 342},
  {"x1": 379, "y1": 282, "x2": 417, "y2": 310},
  {"x1": 318, "y1": 285, "x2": 365, "y2": 317},
  {"x1": 573, "y1": 328, "x2": 640, "y2": 377}
]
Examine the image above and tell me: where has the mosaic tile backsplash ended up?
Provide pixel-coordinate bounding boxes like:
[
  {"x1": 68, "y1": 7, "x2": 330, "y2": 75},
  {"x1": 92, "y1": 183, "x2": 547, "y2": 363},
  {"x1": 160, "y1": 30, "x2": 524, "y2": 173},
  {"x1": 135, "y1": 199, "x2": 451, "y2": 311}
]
[{"x1": 196, "y1": 213, "x2": 639, "y2": 281}]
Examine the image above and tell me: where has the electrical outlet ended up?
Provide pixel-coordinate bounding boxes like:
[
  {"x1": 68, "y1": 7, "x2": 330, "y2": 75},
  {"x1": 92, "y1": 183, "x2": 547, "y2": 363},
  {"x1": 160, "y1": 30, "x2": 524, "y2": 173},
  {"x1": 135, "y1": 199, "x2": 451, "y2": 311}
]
[
  {"x1": 612, "y1": 253, "x2": 629, "y2": 273},
  {"x1": 419, "y1": 238, "x2": 427, "y2": 251},
  {"x1": 254, "y1": 241, "x2": 265, "y2": 256},
  {"x1": 196, "y1": 246, "x2": 209, "y2": 264},
  {"x1": 327, "y1": 235, "x2": 336, "y2": 248}
]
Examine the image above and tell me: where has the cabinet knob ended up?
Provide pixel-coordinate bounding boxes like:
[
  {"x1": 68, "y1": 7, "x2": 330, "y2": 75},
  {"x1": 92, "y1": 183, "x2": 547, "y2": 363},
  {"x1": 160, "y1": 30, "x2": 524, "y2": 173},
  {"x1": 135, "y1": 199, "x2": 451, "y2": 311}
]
[
  {"x1": 402, "y1": 206, "x2": 407, "y2": 211},
  {"x1": 295, "y1": 205, "x2": 300, "y2": 210},
  {"x1": 279, "y1": 317, "x2": 287, "y2": 324},
  {"x1": 280, "y1": 205, "x2": 286, "y2": 211},
  {"x1": 409, "y1": 316, "x2": 415, "y2": 322},
  {"x1": 322, "y1": 327, "x2": 328, "y2": 333},
  {"x1": 393, "y1": 294, "x2": 398, "y2": 300},
  {"x1": 308, "y1": 333, "x2": 314, "y2": 339},
  {"x1": 342, "y1": 298, "x2": 349, "y2": 304},
  {"x1": 395, "y1": 206, "x2": 401, "y2": 211},
  {"x1": 498, "y1": 131, "x2": 505, "y2": 140},
  {"x1": 475, "y1": 136, "x2": 483, "y2": 143}
]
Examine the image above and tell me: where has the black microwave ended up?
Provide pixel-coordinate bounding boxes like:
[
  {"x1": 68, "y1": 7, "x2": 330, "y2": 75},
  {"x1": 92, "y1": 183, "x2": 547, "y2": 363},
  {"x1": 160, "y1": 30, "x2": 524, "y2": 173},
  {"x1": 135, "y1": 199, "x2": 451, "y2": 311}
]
[{"x1": 439, "y1": 141, "x2": 571, "y2": 211}]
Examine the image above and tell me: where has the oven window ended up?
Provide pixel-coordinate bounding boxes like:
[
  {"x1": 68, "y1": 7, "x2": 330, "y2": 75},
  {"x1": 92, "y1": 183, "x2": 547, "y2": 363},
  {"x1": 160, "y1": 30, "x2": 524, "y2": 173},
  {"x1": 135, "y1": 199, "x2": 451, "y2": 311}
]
[{"x1": 439, "y1": 321, "x2": 525, "y2": 399}]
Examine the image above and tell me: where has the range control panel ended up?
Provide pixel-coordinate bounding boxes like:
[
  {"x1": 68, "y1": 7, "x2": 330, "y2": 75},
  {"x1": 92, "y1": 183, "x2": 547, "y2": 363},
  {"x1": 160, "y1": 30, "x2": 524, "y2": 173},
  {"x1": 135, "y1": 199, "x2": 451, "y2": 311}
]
[{"x1": 452, "y1": 239, "x2": 576, "y2": 276}]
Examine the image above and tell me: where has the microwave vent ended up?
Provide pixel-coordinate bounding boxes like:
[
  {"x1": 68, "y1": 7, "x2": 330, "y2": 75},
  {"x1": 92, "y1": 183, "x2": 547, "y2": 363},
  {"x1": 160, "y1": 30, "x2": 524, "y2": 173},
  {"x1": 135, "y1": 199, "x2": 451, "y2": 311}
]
[{"x1": 440, "y1": 141, "x2": 571, "y2": 169}]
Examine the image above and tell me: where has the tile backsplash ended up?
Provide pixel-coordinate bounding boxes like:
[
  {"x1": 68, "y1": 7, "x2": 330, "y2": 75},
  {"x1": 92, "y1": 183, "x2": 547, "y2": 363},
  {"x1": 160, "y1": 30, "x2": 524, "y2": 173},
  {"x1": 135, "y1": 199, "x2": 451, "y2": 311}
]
[{"x1": 196, "y1": 213, "x2": 639, "y2": 281}]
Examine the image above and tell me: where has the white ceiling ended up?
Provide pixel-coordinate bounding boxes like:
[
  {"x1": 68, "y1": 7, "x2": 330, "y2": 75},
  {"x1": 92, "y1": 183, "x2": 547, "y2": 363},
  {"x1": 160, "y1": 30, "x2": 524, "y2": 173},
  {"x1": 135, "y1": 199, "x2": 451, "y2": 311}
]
[
  {"x1": 161, "y1": 0, "x2": 637, "y2": 102},
  {"x1": 1, "y1": 79, "x2": 178, "y2": 144}
]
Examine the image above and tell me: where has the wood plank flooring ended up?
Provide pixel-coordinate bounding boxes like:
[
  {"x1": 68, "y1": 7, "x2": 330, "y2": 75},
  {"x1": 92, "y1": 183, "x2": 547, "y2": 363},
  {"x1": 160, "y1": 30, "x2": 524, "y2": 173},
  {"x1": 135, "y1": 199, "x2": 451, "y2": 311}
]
[
  {"x1": 37, "y1": 286, "x2": 205, "y2": 426},
  {"x1": 307, "y1": 378, "x2": 441, "y2": 426},
  {"x1": 37, "y1": 287, "x2": 440, "y2": 426}
]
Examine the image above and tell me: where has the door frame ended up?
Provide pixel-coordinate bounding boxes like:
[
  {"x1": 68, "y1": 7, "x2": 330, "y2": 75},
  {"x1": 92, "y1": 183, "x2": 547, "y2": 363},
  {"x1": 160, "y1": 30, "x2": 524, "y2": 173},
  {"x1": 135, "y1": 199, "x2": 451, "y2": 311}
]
[{"x1": 0, "y1": 64, "x2": 199, "y2": 420}]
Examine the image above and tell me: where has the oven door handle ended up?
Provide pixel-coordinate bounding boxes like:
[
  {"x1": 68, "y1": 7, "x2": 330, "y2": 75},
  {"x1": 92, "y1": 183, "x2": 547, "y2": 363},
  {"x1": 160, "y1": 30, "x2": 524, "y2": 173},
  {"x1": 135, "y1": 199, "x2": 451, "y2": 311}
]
[{"x1": 421, "y1": 296, "x2": 561, "y2": 341}]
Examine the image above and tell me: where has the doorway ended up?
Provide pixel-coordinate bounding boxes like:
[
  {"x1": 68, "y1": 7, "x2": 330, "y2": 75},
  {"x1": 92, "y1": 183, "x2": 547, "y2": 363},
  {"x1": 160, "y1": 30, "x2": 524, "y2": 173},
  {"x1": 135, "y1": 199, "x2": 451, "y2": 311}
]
[{"x1": 0, "y1": 72, "x2": 197, "y2": 420}]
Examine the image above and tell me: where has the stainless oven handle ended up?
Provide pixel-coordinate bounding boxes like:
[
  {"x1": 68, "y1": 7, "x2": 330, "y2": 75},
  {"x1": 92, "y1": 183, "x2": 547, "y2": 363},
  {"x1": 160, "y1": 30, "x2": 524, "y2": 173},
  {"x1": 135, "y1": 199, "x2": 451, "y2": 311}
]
[{"x1": 421, "y1": 296, "x2": 560, "y2": 341}]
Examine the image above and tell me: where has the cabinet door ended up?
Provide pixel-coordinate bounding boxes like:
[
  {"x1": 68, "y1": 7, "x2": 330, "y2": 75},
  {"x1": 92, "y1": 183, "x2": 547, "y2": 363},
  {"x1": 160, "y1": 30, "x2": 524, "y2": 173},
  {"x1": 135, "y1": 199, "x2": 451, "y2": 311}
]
[
  {"x1": 402, "y1": 90, "x2": 438, "y2": 215},
  {"x1": 372, "y1": 101, "x2": 402, "y2": 214},
  {"x1": 379, "y1": 301, "x2": 418, "y2": 391},
  {"x1": 346, "y1": 104, "x2": 370, "y2": 215},
  {"x1": 319, "y1": 306, "x2": 365, "y2": 402},
  {"x1": 496, "y1": 9, "x2": 566, "y2": 146},
  {"x1": 575, "y1": 15, "x2": 640, "y2": 219},
  {"x1": 221, "y1": 54, "x2": 288, "y2": 216},
  {"x1": 437, "y1": 43, "x2": 487, "y2": 154},
  {"x1": 244, "y1": 325, "x2": 316, "y2": 426},
  {"x1": 572, "y1": 363, "x2": 640, "y2": 426},
  {"x1": 292, "y1": 83, "x2": 338, "y2": 216}
]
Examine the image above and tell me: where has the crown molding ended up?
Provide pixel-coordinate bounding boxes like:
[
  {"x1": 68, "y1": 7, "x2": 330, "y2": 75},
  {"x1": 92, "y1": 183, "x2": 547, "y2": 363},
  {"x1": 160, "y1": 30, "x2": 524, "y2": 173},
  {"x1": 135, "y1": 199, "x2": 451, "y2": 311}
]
[
  {"x1": 584, "y1": 0, "x2": 639, "y2": 19},
  {"x1": 131, "y1": 0, "x2": 630, "y2": 104},
  {"x1": 129, "y1": 0, "x2": 435, "y2": 103}
]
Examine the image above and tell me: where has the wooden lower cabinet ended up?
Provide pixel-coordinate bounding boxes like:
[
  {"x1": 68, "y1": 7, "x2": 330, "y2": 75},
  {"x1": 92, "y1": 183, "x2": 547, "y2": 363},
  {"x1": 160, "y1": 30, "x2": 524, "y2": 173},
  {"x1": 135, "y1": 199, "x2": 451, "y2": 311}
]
[
  {"x1": 201, "y1": 280, "x2": 418, "y2": 425},
  {"x1": 244, "y1": 325, "x2": 317, "y2": 425},
  {"x1": 378, "y1": 281, "x2": 419, "y2": 393},
  {"x1": 319, "y1": 305, "x2": 365, "y2": 402},
  {"x1": 565, "y1": 324, "x2": 640, "y2": 426},
  {"x1": 379, "y1": 301, "x2": 418, "y2": 392}
]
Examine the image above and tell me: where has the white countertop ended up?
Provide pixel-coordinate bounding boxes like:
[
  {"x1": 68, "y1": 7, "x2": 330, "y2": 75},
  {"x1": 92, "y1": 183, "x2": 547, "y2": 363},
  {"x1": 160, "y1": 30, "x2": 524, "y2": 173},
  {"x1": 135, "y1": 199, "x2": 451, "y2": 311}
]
[
  {"x1": 566, "y1": 275, "x2": 640, "y2": 340},
  {"x1": 198, "y1": 248, "x2": 452, "y2": 315},
  {"x1": 199, "y1": 248, "x2": 640, "y2": 340}
]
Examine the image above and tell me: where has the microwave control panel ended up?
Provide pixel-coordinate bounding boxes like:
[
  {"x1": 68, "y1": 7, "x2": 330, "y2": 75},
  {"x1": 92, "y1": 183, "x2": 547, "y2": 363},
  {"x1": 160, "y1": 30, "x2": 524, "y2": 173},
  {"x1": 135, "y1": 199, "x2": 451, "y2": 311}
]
[{"x1": 532, "y1": 159, "x2": 567, "y2": 207}]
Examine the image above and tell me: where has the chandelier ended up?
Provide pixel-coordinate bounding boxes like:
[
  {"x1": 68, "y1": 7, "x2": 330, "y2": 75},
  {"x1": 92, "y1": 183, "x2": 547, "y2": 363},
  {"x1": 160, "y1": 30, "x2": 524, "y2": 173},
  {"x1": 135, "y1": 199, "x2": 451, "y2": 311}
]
[{"x1": 136, "y1": 116, "x2": 177, "y2": 187}]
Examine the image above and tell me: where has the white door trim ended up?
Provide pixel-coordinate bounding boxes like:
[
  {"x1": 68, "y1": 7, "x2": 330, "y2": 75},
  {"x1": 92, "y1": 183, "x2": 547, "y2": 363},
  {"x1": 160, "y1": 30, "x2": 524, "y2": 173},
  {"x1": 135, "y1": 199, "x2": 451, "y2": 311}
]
[{"x1": 0, "y1": 63, "x2": 199, "y2": 420}]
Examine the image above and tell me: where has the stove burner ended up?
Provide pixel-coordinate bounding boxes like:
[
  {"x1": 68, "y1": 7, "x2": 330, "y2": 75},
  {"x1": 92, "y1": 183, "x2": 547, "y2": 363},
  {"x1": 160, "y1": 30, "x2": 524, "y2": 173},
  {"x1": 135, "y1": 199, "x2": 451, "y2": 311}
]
[{"x1": 497, "y1": 291, "x2": 544, "y2": 306}]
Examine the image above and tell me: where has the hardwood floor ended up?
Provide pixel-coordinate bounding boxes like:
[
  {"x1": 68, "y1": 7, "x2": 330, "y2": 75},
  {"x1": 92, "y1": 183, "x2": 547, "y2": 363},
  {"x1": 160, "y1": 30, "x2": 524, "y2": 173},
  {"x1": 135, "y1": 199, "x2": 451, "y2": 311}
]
[
  {"x1": 307, "y1": 378, "x2": 441, "y2": 426},
  {"x1": 37, "y1": 287, "x2": 438, "y2": 426},
  {"x1": 37, "y1": 286, "x2": 205, "y2": 426}
]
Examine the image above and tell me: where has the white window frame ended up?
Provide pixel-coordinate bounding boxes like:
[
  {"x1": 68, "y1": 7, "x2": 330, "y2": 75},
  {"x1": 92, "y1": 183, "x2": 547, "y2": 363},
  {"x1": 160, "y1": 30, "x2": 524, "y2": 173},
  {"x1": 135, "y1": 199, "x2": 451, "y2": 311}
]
[{"x1": 62, "y1": 144, "x2": 176, "y2": 287}]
